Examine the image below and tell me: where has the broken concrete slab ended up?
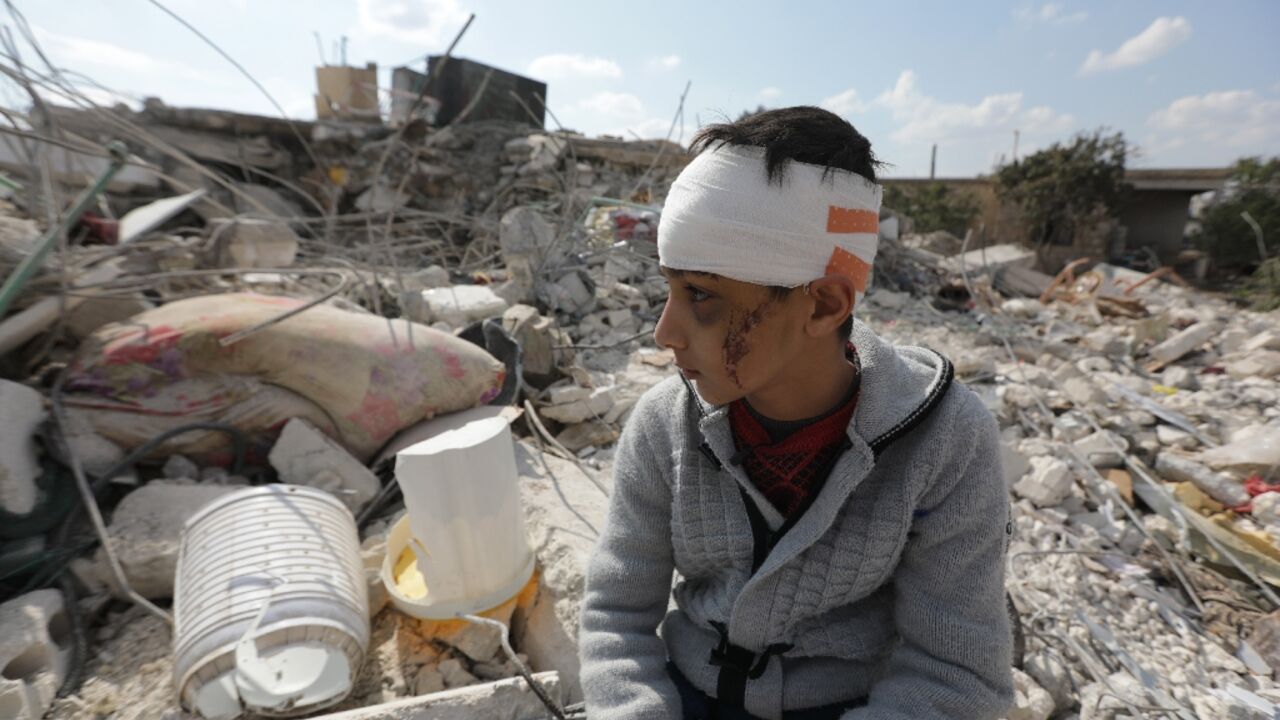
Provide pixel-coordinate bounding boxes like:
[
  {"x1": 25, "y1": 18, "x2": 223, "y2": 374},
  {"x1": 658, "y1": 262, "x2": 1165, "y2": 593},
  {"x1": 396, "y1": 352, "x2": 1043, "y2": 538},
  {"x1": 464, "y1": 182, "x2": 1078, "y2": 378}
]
[
  {"x1": 1155, "y1": 453, "x2": 1250, "y2": 508},
  {"x1": 0, "y1": 589, "x2": 70, "y2": 720},
  {"x1": 1226, "y1": 350, "x2": 1280, "y2": 380},
  {"x1": 539, "y1": 386, "x2": 614, "y2": 425},
  {"x1": 0, "y1": 380, "x2": 44, "y2": 517},
  {"x1": 91, "y1": 481, "x2": 240, "y2": 599},
  {"x1": 555, "y1": 420, "x2": 619, "y2": 453},
  {"x1": 1007, "y1": 668, "x2": 1055, "y2": 720},
  {"x1": 410, "y1": 285, "x2": 509, "y2": 327},
  {"x1": 312, "y1": 671, "x2": 560, "y2": 720},
  {"x1": 269, "y1": 418, "x2": 381, "y2": 512},
  {"x1": 1146, "y1": 321, "x2": 1221, "y2": 368},
  {"x1": 944, "y1": 243, "x2": 1036, "y2": 275},
  {"x1": 118, "y1": 189, "x2": 207, "y2": 244}
]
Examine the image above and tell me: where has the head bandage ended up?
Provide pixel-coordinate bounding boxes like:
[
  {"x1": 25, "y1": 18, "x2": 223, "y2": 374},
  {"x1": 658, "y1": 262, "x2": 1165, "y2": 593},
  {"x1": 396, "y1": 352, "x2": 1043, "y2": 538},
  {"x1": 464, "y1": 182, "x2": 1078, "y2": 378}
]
[{"x1": 657, "y1": 144, "x2": 881, "y2": 304}]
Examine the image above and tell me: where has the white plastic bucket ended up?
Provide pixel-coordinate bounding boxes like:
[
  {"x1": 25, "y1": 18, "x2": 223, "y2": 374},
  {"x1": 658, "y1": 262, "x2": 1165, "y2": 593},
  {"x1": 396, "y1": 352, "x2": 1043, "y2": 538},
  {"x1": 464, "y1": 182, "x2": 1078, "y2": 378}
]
[
  {"x1": 389, "y1": 414, "x2": 534, "y2": 619},
  {"x1": 173, "y1": 484, "x2": 370, "y2": 719}
]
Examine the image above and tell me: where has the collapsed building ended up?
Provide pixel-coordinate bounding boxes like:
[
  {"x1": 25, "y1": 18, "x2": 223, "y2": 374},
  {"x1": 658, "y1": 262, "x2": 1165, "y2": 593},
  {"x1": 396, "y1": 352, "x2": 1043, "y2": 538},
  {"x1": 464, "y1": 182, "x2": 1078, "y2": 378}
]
[{"x1": 0, "y1": 35, "x2": 1278, "y2": 720}]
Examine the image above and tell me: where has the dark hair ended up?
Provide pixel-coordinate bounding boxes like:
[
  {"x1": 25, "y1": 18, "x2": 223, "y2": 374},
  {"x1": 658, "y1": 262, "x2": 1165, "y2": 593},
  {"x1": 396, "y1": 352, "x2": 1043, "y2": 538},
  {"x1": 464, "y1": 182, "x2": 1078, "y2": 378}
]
[{"x1": 690, "y1": 106, "x2": 880, "y2": 340}]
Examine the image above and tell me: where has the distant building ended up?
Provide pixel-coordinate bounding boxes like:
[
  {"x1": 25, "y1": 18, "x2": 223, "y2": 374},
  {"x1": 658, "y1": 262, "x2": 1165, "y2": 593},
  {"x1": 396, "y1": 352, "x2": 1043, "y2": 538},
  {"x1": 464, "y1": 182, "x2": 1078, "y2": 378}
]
[
  {"x1": 391, "y1": 57, "x2": 547, "y2": 128},
  {"x1": 882, "y1": 167, "x2": 1232, "y2": 270}
]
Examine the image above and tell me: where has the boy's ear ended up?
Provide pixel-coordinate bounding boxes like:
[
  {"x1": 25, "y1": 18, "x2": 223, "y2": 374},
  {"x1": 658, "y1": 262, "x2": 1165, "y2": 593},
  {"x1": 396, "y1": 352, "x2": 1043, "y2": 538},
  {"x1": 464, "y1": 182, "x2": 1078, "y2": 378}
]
[{"x1": 803, "y1": 275, "x2": 856, "y2": 338}]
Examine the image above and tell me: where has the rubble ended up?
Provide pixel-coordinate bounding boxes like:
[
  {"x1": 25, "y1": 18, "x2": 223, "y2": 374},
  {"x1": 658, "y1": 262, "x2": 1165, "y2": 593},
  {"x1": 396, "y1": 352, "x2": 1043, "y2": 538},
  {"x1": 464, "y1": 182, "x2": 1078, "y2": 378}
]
[
  {"x1": 0, "y1": 379, "x2": 43, "y2": 516},
  {"x1": 0, "y1": 37, "x2": 1275, "y2": 720},
  {"x1": 89, "y1": 480, "x2": 240, "y2": 599},
  {"x1": 269, "y1": 417, "x2": 381, "y2": 511},
  {"x1": 0, "y1": 590, "x2": 70, "y2": 720}
]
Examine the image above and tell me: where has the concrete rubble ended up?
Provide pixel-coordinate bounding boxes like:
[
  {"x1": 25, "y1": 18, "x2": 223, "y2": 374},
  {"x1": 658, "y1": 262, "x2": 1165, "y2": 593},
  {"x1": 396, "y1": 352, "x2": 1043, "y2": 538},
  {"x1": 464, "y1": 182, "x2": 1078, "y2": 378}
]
[{"x1": 0, "y1": 43, "x2": 1276, "y2": 720}]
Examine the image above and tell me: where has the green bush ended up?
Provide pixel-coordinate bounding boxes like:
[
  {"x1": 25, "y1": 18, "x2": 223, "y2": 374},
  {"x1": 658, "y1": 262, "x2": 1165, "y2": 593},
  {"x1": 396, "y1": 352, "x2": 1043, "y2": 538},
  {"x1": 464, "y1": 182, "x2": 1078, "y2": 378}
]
[
  {"x1": 1193, "y1": 157, "x2": 1280, "y2": 269},
  {"x1": 1238, "y1": 258, "x2": 1280, "y2": 311},
  {"x1": 882, "y1": 182, "x2": 980, "y2": 238},
  {"x1": 994, "y1": 130, "x2": 1127, "y2": 247}
]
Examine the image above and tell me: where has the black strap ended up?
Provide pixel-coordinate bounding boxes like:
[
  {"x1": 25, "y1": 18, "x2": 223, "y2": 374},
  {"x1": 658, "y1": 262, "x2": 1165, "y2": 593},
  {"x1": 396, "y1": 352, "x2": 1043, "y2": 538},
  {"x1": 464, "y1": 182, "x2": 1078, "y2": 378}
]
[{"x1": 708, "y1": 620, "x2": 794, "y2": 708}]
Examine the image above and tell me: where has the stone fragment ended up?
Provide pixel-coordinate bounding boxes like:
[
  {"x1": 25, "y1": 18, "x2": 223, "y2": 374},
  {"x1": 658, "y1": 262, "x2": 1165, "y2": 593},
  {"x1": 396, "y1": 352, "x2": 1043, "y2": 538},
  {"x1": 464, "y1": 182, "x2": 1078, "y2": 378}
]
[
  {"x1": 539, "y1": 386, "x2": 614, "y2": 425},
  {"x1": 1002, "y1": 441, "x2": 1032, "y2": 488},
  {"x1": 269, "y1": 418, "x2": 381, "y2": 512},
  {"x1": 64, "y1": 294, "x2": 153, "y2": 339},
  {"x1": 403, "y1": 265, "x2": 451, "y2": 291},
  {"x1": 1247, "y1": 610, "x2": 1280, "y2": 676},
  {"x1": 92, "y1": 481, "x2": 240, "y2": 598},
  {"x1": 1219, "y1": 327, "x2": 1251, "y2": 354},
  {"x1": 410, "y1": 285, "x2": 509, "y2": 327},
  {"x1": 555, "y1": 421, "x2": 620, "y2": 452},
  {"x1": 1226, "y1": 350, "x2": 1280, "y2": 379},
  {"x1": 502, "y1": 304, "x2": 573, "y2": 379},
  {"x1": 0, "y1": 380, "x2": 44, "y2": 516},
  {"x1": 1083, "y1": 328, "x2": 1131, "y2": 357},
  {"x1": 208, "y1": 217, "x2": 299, "y2": 268},
  {"x1": 1006, "y1": 668, "x2": 1055, "y2": 720},
  {"x1": 499, "y1": 207, "x2": 558, "y2": 300},
  {"x1": 1146, "y1": 321, "x2": 1220, "y2": 367},
  {"x1": 0, "y1": 590, "x2": 69, "y2": 720},
  {"x1": 1074, "y1": 430, "x2": 1128, "y2": 468},
  {"x1": 1244, "y1": 331, "x2": 1280, "y2": 352},
  {"x1": 955, "y1": 350, "x2": 996, "y2": 379},
  {"x1": 1161, "y1": 365, "x2": 1199, "y2": 391},
  {"x1": 1253, "y1": 493, "x2": 1280, "y2": 526},
  {"x1": 541, "y1": 270, "x2": 596, "y2": 316},
  {"x1": 1197, "y1": 425, "x2": 1280, "y2": 476},
  {"x1": 870, "y1": 289, "x2": 910, "y2": 309},
  {"x1": 355, "y1": 183, "x2": 408, "y2": 213},
  {"x1": 437, "y1": 658, "x2": 480, "y2": 689},
  {"x1": 1061, "y1": 376, "x2": 1108, "y2": 408},
  {"x1": 1001, "y1": 298, "x2": 1043, "y2": 319},
  {"x1": 1022, "y1": 652, "x2": 1073, "y2": 713},
  {"x1": 1013, "y1": 456, "x2": 1073, "y2": 507},
  {"x1": 162, "y1": 454, "x2": 199, "y2": 480},
  {"x1": 1156, "y1": 424, "x2": 1198, "y2": 449},
  {"x1": 1156, "y1": 453, "x2": 1250, "y2": 508}
]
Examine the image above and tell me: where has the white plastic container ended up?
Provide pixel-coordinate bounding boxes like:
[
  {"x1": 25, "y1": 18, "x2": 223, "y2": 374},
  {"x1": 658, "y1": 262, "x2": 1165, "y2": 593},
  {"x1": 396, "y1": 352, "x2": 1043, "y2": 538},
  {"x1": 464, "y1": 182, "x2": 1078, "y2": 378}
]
[
  {"x1": 388, "y1": 414, "x2": 534, "y2": 619},
  {"x1": 173, "y1": 485, "x2": 369, "y2": 719}
]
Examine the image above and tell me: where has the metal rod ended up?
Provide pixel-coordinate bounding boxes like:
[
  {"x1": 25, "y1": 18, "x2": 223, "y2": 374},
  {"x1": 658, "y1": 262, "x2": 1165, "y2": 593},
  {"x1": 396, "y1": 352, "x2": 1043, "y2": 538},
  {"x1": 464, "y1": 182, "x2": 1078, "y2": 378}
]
[{"x1": 0, "y1": 140, "x2": 126, "y2": 318}]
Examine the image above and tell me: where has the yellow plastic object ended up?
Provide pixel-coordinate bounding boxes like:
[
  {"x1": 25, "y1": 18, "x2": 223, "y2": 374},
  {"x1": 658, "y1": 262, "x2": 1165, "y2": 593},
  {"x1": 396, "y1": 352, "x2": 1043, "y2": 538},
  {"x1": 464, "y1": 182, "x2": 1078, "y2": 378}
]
[
  {"x1": 394, "y1": 546, "x2": 429, "y2": 600},
  {"x1": 1152, "y1": 384, "x2": 1178, "y2": 396}
]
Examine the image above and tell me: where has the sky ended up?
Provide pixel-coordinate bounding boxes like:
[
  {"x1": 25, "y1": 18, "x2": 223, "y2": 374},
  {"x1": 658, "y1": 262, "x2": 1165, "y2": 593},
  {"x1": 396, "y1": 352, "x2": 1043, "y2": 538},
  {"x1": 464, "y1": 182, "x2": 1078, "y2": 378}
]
[{"x1": 6, "y1": 0, "x2": 1279, "y2": 177}]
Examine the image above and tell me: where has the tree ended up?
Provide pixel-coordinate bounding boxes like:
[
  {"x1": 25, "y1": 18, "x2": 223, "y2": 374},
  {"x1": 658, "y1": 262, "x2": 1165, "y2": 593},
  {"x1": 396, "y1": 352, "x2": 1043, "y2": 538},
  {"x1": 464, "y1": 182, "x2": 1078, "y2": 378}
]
[
  {"x1": 882, "y1": 182, "x2": 980, "y2": 238},
  {"x1": 994, "y1": 130, "x2": 1128, "y2": 248},
  {"x1": 1193, "y1": 156, "x2": 1280, "y2": 269}
]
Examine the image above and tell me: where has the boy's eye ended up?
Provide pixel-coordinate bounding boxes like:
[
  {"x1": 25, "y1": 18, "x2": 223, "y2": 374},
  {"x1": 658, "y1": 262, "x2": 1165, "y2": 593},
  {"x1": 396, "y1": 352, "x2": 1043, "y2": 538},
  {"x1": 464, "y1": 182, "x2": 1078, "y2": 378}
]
[{"x1": 686, "y1": 285, "x2": 711, "y2": 303}]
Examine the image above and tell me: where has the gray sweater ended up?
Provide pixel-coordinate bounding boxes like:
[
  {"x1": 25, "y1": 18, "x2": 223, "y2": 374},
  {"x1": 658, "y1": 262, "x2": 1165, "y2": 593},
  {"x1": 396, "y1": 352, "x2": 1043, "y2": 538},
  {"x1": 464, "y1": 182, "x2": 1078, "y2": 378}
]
[{"x1": 579, "y1": 321, "x2": 1014, "y2": 719}]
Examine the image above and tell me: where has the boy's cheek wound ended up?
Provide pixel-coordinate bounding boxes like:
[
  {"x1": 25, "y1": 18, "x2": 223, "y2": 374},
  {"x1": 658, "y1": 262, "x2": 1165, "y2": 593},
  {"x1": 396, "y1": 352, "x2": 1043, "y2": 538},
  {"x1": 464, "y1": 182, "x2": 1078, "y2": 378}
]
[{"x1": 721, "y1": 301, "x2": 771, "y2": 388}]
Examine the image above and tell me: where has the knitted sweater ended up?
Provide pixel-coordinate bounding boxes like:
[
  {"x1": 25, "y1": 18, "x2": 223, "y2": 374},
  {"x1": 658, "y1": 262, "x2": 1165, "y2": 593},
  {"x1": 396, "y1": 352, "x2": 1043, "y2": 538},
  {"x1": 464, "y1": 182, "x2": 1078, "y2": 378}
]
[{"x1": 579, "y1": 320, "x2": 1014, "y2": 719}]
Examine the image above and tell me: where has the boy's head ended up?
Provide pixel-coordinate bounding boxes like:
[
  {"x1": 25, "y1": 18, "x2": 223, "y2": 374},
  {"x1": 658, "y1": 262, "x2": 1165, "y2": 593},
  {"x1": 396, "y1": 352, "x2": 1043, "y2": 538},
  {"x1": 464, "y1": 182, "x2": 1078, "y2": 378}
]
[{"x1": 654, "y1": 106, "x2": 882, "y2": 408}]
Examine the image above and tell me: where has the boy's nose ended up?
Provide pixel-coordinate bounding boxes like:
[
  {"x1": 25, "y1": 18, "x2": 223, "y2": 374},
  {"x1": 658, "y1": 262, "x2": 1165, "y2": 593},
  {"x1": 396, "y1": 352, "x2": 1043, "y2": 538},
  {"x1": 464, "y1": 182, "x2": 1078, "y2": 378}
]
[{"x1": 653, "y1": 297, "x2": 686, "y2": 351}]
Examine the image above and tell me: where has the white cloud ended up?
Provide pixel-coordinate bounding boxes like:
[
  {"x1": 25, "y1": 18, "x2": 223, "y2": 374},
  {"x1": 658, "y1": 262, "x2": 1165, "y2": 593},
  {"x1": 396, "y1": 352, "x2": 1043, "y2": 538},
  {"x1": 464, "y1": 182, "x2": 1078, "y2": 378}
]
[
  {"x1": 758, "y1": 86, "x2": 782, "y2": 103},
  {"x1": 527, "y1": 53, "x2": 623, "y2": 81},
  {"x1": 649, "y1": 55, "x2": 681, "y2": 70},
  {"x1": 356, "y1": 0, "x2": 470, "y2": 47},
  {"x1": 821, "y1": 88, "x2": 864, "y2": 116},
  {"x1": 33, "y1": 26, "x2": 210, "y2": 83},
  {"x1": 874, "y1": 70, "x2": 1073, "y2": 145},
  {"x1": 577, "y1": 91, "x2": 644, "y2": 119},
  {"x1": 1148, "y1": 89, "x2": 1280, "y2": 149},
  {"x1": 1080, "y1": 16, "x2": 1191, "y2": 74},
  {"x1": 611, "y1": 117, "x2": 677, "y2": 140},
  {"x1": 1014, "y1": 2, "x2": 1088, "y2": 24}
]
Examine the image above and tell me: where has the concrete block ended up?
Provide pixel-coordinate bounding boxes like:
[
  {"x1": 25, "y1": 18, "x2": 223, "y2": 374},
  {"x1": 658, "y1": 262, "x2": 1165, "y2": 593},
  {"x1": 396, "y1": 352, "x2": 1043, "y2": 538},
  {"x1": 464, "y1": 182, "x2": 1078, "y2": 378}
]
[
  {"x1": 502, "y1": 305, "x2": 573, "y2": 379},
  {"x1": 1013, "y1": 456, "x2": 1073, "y2": 508},
  {"x1": 1147, "y1": 321, "x2": 1220, "y2": 367},
  {"x1": 93, "y1": 481, "x2": 240, "y2": 599},
  {"x1": 511, "y1": 441, "x2": 610, "y2": 704},
  {"x1": 0, "y1": 590, "x2": 70, "y2": 720},
  {"x1": 0, "y1": 380, "x2": 44, "y2": 516},
  {"x1": 1073, "y1": 430, "x2": 1128, "y2": 468},
  {"x1": 1007, "y1": 668, "x2": 1055, "y2": 720},
  {"x1": 539, "y1": 387, "x2": 614, "y2": 425},
  {"x1": 413, "y1": 286, "x2": 509, "y2": 327},
  {"x1": 269, "y1": 418, "x2": 381, "y2": 512},
  {"x1": 1226, "y1": 350, "x2": 1280, "y2": 379},
  {"x1": 209, "y1": 217, "x2": 299, "y2": 268},
  {"x1": 1156, "y1": 453, "x2": 1250, "y2": 508},
  {"x1": 312, "y1": 671, "x2": 560, "y2": 720}
]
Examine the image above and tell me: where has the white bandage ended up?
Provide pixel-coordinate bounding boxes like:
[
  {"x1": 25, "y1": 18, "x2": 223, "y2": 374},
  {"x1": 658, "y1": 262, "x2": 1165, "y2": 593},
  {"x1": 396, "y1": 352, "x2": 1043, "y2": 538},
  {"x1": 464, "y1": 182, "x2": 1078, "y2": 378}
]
[{"x1": 657, "y1": 143, "x2": 881, "y2": 303}]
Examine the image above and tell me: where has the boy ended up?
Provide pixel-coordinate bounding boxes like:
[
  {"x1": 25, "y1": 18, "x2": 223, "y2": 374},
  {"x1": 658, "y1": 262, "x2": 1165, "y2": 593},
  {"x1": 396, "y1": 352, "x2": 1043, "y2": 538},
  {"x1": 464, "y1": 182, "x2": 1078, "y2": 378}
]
[{"x1": 579, "y1": 107, "x2": 1013, "y2": 719}]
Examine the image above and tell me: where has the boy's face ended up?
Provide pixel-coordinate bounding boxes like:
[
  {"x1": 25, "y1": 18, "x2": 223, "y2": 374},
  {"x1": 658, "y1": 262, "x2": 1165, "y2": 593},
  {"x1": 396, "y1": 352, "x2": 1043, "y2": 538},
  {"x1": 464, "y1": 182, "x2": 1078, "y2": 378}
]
[{"x1": 654, "y1": 266, "x2": 811, "y2": 407}]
